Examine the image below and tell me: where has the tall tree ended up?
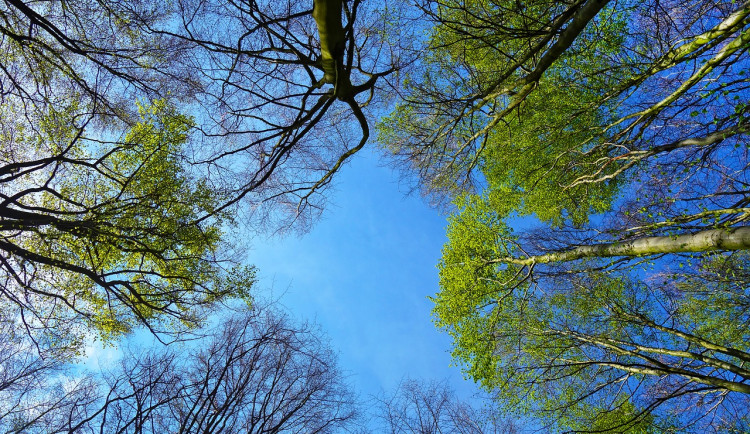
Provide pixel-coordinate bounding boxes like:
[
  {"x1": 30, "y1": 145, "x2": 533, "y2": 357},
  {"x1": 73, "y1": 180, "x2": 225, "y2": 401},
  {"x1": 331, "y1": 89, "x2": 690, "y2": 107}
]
[
  {"x1": 437, "y1": 198, "x2": 750, "y2": 431},
  {"x1": 141, "y1": 0, "x2": 414, "y2": 227},
  {"x1": 0, "y1": 96, "x2": 244, "y2": 342},
  {"x1": 379, "y1": 0, "x2": 750, "y2": 430},
  {"x1": 3, "y1": 305, "x2": 358, "y2": 433},
  {"x1": 382, "y1": 0, "x2": 750, "y2": 217},
  {"x1": 0, "y1": 0, "x2": 410, "y2": 345},
  {"x1": 1, "y1": 0, "x2": 410, "y2": 222}
]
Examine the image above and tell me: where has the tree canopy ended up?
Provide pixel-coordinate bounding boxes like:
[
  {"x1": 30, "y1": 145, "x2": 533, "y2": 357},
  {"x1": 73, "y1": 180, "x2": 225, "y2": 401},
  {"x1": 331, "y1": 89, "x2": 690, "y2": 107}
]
[
  {"x1": 0, "y1": 1, "x2": 427, "y2": 430},
  {"x1": 0, "y1": 96, "x2": 245, "y2": 342},
  {"x1": 0, "y1": 304, "x2": 358, "y2": 433},
  {"x1": 4, "y1": 0, "x2": 750, "y2": 430},
  {"x1": 379, "y1": 0, "x2": 750, "y2": 430},
  {"x1": 0, "y1": 0, "x2": 414, "y2": 349}
]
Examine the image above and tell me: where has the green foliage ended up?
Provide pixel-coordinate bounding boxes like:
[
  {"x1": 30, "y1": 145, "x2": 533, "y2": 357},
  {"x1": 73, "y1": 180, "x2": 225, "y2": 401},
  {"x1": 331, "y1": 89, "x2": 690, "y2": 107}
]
[
  {"x1": 392, "y1": 0, "x2": 750, "y2": 428},
  {"x1": 481, "y1": 80, "x2": 620, "y2": 226},
  {"x1": 434, "y1": 194, "x2": 515, "y2": 384},
  {"x1": 379, "y1": 0, "x2": 630, "y2": 213},
  {"x1": 469, "y1": 2, "x2": 631, "y2": 225},
  {"x1": 81, "y1": 101, "x2": 233, "y2": 336},
  {"x1": 563, "y1": 400, "x2": 659, "y2": 433},
  {"x1": 673, "y1": 253, "x2": 750, "y2": 347},
  {"x1": 436, "y1": 199, "x2": 750, "y2": 429},
  {"x1": 1, "y1": 98, "x2": 244, "y2": 343}
]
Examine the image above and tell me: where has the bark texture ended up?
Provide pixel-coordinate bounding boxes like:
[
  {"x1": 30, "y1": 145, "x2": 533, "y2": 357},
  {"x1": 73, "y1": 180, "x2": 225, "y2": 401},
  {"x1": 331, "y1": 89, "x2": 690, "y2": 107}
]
[{"x1": 493, "y1": 227, "x2": 750, "y2": 265}]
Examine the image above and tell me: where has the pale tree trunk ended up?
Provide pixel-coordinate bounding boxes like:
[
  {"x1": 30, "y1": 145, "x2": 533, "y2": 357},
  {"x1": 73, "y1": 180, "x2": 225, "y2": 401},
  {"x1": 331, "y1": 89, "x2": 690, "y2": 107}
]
[{"x1": 493, "y1": 227, "x2": 750, "y2": 266}]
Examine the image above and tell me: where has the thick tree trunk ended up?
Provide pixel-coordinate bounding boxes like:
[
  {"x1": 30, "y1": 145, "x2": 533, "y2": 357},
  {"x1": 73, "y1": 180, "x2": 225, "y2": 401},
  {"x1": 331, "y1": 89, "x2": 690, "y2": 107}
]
[
  {"x1": 312, "y1": 0, "x2": 352, "y2": 97},
  {"x1": 493, "y1": 226, "x2": 750, "y2": 265}
]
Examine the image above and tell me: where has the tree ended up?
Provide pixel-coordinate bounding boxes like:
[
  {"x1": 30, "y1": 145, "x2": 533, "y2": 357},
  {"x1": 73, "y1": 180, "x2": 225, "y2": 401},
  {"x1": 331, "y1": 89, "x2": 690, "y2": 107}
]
[
  {"x1": 0, "y1": 96, "x2": 248, "y2": 344},
  {"x1": 6, "y1": 305, "x2": 358, "y2": 433},
  {"x1": 378, "y1": 0, "x2": 750, "y2": 430},
  {"x1": 0, "y1": 0, "x2": 411, "y2": 346},
  {"x1": 382, "y1": 0, "x2": 750, "y2": 215},
  {"x1": 437, "y1": 200, "x2": 750, "y2": 430},
  {"x1": 0, "y1": 304, "x2": 99, "y2": 433},
  {"x1": 374, "y1": 378, "x2": 518, "y2": 434},
  {"x1": 380, "y1": 0, "x2": 622, "y2": 204},
  {"x1": 137, "y1": 0, "x2": 414, "y2": 226}
]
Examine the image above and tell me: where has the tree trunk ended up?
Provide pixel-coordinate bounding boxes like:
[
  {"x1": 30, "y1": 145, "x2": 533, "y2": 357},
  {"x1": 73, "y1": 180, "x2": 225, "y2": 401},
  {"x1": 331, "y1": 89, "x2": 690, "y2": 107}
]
[
  {"x1": 493, "y1": 226, "x2": 750, "y2": 265},
  {"x1": 312, "y1": 0, "x2": 352, "y2": 97}
]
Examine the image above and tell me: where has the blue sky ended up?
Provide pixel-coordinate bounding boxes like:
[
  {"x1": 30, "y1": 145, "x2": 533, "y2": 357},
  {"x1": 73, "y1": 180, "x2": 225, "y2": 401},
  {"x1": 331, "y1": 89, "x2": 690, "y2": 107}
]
[
  {"x1": 249, "y1": 147, "x2": 482, "y2": 402},
  {"x1": 78, "y1": 144, "x2": 484, "y2": 426}
]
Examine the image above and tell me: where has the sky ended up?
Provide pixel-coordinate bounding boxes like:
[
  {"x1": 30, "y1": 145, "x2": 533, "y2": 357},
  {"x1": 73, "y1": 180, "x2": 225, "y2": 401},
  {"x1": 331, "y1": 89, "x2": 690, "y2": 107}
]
[
  {"x1": 71, "y1": 0, "x2": 478, "y2": 412},
  {"x1": 80, "y1": 145, "x2": 483, "y2": 412},
  {"x1": 248, "y1": 147, "x2": 482, "y2": 402}
]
